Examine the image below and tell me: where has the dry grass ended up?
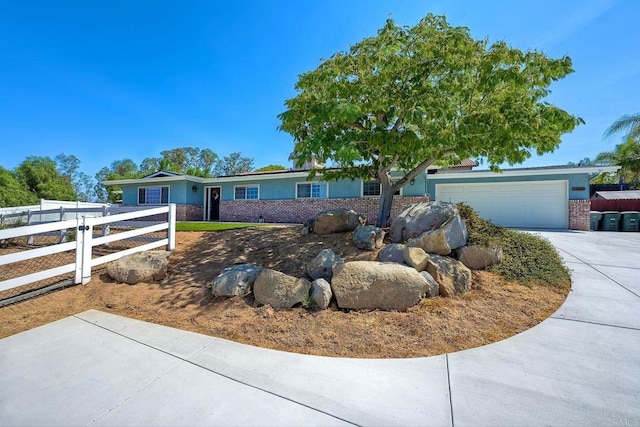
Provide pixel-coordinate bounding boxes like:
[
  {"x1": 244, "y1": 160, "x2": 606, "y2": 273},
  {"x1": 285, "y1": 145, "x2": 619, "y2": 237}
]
[{"x1": 0, "y1": 227, "x2": 569, "y2": 358}]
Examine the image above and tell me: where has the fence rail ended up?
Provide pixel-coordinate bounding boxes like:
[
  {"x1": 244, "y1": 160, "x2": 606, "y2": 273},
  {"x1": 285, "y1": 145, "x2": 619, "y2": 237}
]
[
  {"x1": 0, "y1": 204, "x2": 176, "y2": 305},
  {"x1": 590, "y1": 199, "x2": 640, "y2": 212}
]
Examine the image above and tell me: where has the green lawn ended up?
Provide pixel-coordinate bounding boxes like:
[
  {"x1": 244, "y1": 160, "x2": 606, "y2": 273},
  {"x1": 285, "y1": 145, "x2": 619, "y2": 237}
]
[{"x1": 176, "y1": 222, "x2": 268, "y2": 232}]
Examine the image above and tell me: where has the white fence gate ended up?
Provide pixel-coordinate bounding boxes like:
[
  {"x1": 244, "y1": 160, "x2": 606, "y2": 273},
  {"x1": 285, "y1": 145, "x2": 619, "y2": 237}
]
[{"x1": 0, "y1": 204, "x2": 176, "y2": 305}]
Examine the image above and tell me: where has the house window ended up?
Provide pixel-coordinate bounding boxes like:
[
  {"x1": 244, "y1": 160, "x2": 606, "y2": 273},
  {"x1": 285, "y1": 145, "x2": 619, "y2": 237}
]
[
  {"x1": 362, "y1": 180, "x2": 401, "y2": 197},
  {"x1": 297, "y1": 182, "x2": 327, "y2": 198},
  {"x1": 138, "y1": 186, "x2": 169, "y2": 205},
  {"x1": 234, "y1": 185, "x2": 259, "y2": 200}
]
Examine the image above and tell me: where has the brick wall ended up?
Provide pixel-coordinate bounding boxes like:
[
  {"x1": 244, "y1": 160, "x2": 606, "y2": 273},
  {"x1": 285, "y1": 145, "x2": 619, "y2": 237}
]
[
  {"x1": 218, "y1": 196, "x2": 431, "y2": 225},
  {"x1": 569, "y1": 200, "x2": 590, "y2": 231},
  {"x1": 175, "y1": 204, "x2": 203, "y2": 221}
]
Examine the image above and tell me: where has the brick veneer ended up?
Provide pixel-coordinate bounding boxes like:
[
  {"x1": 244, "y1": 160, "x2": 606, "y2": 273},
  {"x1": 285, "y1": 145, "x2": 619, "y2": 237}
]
[
  {"x1": 175, "y1": 204, "x2": 204, "y2": 221},
  {"x1": 569, "y1": 199, "x2": 590, "y2": 231},
  {"x1": 218, "y1": 196, "x2": 431, "y2": 225}
]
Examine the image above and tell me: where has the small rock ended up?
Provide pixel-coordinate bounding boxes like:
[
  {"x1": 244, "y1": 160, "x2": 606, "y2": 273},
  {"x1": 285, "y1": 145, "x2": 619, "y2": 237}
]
[
  {"x1": 407, "y1": 215, "x2": 468, "y2": 255},
  {"x1": 311, "y1": 278, "x2": 332, "y2": 309},
  {"x1": 425, "y1": 255, "x2": 472, "y2": 297},
  {"x1": 403, "y1": 247, "x2": 429, "y2": 271},
  {"x1": 457, "y1": 245, "x2": 503, "y2": 270},
  {"x1": 211, "y1": 264, "x2": 262, "y2": 297},
  {"x1": 353, "y1": 225, "x2": 385, "y2": 250},
  {"x1": 254, "y1": 269, "x2": 312, "y2": 309},
  {"x1": 420, "y1": 271, "x2": 440, "y2": 297},
  {"x1": 307, "y1": 249, "x2": 343, "y2": 281},
  {"x1": 107, "y1": 251, "x2": 170, "y2": 285},
  {"x1": 378, "y1": 243, "x2": 407, "y2": 264},
  {"x1": 300, "y1": 226, "x2": 310, "y2": 236}
]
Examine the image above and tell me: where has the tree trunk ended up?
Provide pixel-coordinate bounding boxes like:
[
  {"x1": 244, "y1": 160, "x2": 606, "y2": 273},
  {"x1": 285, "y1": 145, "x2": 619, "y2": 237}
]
[{"x1": 376, "y1": 185, "x2": 395, "y2": 227}]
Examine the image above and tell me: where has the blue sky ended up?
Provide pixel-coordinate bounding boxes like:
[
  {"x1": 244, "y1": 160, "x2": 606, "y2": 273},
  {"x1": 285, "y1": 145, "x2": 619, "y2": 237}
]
[{"x1": 1, "y1": 0, "x2": 638, "y2": 177}]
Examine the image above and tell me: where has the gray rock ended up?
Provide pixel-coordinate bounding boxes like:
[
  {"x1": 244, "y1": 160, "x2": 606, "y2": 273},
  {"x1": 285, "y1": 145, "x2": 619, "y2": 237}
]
[
  {"x1": 389, "y1": 201, "x2": 461, "y2": 242},
  {"x1": 403, "y1": 247, "x2": 429, "y2": 271},
  {"x1": 307, "y1": 249, "x2": 344, "y2": 281},
  {"x1": 353, "y1": 225, "x2": 385, "y2": 250},
  {"x1": 311, "y1": 278, "x2": 332, "y2": 309},
  {"x1": 407, "y1": 215, "x2": 468, "y2": 255},
  {"x1": 378, "y1": 243, "x2": 407, "y2": 264},
  {"x1": 309, "y1": 209, "x2": 367, "y2": 235},
  {"x1": 457, "y1": 245, "x2": 503, "y2": 270},
  {"x1": 254, "y1": 269, "x2": 312, "y2": 309},
  {"x1": 107, "y1": 251, "x2": 170, "y2": 285},
  {"x1": 331, "y1": 261, "x2": 429, "y2": 311},
  {"x1": 300, "y1": 226, "x2": 310, "y2": 236},
  {"x1": 420, "y1": 271, "x2": 440, "y2": 297},
  {"x1": 211, "y1": 264, "x2": 262, "y2": 297},
  {"x1": 425, "y1": 254, "x2": 472, "y2": 297}
]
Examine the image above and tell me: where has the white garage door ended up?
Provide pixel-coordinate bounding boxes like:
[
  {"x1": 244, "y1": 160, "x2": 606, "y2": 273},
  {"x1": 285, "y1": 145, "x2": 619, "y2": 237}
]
[{"x1": 436, "y1": 180, "x2": 568, "y2": 229}]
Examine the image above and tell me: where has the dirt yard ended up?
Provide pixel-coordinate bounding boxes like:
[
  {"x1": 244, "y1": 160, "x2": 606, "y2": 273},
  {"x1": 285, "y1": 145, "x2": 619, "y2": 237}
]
[{"x1": 0, "y1": 226, "x2": 570, "y2": 358}]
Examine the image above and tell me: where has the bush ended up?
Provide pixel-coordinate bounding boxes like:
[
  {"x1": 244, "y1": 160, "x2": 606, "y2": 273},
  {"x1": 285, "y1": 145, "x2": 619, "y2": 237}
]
[{"x1": 457, "y1": 203, "x2": 570, "y2": 287}]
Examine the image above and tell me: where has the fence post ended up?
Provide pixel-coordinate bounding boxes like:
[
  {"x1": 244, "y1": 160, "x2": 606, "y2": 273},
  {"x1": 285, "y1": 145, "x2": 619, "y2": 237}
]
[
  {"x1": 80, "y1": 216, "x2": 94, "y2": 285},
  {"x1": 168, "y1": 203, "x2": 176, "y2": 251},
  {"x1": 101, "y1": 206, "x2": 110, "y2": 239}
]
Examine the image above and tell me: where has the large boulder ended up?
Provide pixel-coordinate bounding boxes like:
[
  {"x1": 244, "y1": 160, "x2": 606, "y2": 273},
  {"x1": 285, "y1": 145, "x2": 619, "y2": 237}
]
[
  {"x1": 378, "y1": 243, "x2": 407, "y2": 264},
  {"x1": 425, "y1": 254, "x2": 472, "y2": 297},
  {"x1": 403, "y1": 247, "x2": 429, "y2": 271},
  {"x1": 309, "y1": 209, "x2": 366, "y2": 235},
  {"x1": 254, "y1": 269, "x2": 312, "y2": 309},
  {"x1": 311, "y1": 278, "x2": 332, "y2": 309},
  {"x1": 353, "y1": 225, "x2": 385, "y2": 250},
  {"x1": 211, "y1": 264, "x2": 262, "y2": 297},
  {"x1": 331, "y1": 261, "x2": 429, "y2": 311},
  {"x1": 420, "y1": 271, "x2": 440, "y2": 298},
  {"x1": 107, "y1": 251, "x2": 170, "y2": 285},
  {"x1": 389, "y1": 201, "x2": 461, "y2": 242},
  {"x1": 407, "y1": 215, "x2": 468, "y2": 255},
  {"x1": 457, "y1": 245, "x2": 503, "y2": 270},
  {"x1": 307, "y1": 249, "x2": 343, "y2": 282}
]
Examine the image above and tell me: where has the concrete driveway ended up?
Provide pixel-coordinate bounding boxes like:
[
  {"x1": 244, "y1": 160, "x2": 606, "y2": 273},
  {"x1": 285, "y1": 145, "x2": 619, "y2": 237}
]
[{"x1": 1, "y1": 231, "x2": 639, "y2": 426}]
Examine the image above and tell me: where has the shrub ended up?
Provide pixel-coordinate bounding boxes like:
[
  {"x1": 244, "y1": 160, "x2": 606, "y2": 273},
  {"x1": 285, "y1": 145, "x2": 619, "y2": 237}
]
[{"x1": 457, "y1": 203, "x2": 570, "y2": 287}]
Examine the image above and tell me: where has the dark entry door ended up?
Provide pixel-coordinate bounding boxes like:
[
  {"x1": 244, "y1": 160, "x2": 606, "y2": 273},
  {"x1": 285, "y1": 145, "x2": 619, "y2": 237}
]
[{"x1": 207, "y1": 187, "x2": 220, "y2": 221}]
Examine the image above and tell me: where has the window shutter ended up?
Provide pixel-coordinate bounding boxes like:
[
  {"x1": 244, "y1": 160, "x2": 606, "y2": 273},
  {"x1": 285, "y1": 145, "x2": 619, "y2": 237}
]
[
  {"x1": 161, "y1": 187, "x2": 169, "y2": 204},
  {"x1": 138, "y1": 188, "x2": 145, "y2": 204}
]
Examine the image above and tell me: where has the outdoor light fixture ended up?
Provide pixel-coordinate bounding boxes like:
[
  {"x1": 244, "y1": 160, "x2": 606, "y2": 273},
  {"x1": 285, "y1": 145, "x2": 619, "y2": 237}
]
[
  {"x1": 410, "y1": 178, "x2": 415, "y2": 185},
  {"x1": 192, "y1": 185, "x2": 198, "y2": 192}
]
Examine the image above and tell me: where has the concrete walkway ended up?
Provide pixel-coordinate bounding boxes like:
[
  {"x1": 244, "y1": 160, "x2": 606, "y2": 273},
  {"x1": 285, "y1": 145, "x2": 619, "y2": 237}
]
[{"x1": 0, "y1": 231, "x2": 639, "y2": 426}]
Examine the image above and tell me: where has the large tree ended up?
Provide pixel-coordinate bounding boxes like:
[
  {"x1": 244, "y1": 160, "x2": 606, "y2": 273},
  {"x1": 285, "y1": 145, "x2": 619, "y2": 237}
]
[
  {"x1": 279, "y1": 14, "x2": 583, "y2": 226},
  {"x1": 604, "y1": 113, "x2": 640, "y2": 141},
  {"x1": 593, "y1": 137, "x2": 640, "y2": 188},
  {"x1": 214, "y1": 152, "x2": 254, "y2": 176},
  {"x1": 0, "y1": 166, "x2": 38, "y2": 207},
  {"x1": 94, "y1": 159, "x2": 142, "y2": 203},
  {"x1": 15, "y1": 156, "x2": 77, "y2": 201},
  {"x1": 55, "y1": 154, "x2": 96, "y2": 202},
  {"x1": 140, "y1": 147, "x2": 219, "y2": 177}
]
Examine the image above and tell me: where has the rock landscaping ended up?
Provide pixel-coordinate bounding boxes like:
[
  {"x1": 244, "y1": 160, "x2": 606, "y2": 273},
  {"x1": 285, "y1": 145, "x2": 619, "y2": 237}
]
[
  {"x1": 206, "y1": 201, "x2": 504, "y2": 311},
  {"x1": 106, "y1": 251, "x2": 171, "y2": 285}
]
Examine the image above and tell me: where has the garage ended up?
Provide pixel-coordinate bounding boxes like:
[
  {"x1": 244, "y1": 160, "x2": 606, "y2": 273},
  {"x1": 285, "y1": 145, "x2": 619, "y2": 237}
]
[{"x1": 435, "y1": 180, "x2": 569, "y2": 229}]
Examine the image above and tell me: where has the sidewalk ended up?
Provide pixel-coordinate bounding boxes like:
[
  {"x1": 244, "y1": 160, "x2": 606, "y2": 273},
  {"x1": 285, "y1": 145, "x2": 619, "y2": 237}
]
[{"x1": 0, "y1": 231, "x2": 639, "y2": 426}]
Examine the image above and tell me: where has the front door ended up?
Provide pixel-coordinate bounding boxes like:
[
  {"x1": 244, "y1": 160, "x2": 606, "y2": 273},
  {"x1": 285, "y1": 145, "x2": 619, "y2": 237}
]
[{"x1": 205, "y1": 187, "x2": 221, "y2": 221}]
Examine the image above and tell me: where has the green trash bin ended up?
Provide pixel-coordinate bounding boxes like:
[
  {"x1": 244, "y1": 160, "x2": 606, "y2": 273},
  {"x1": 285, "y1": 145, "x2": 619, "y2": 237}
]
[
  {"x1": 601, "y1": 211, "x2": 621, "y2": 231},
  {"x1": 620, "y1": 211, "x2": 640, "y2": 232},
  {"x1": 589, "y1": 211, "x2": 603, "y2": 231}
]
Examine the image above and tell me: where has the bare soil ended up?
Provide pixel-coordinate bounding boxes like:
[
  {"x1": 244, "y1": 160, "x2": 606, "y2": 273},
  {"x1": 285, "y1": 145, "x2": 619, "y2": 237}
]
[{"x1": 0, "y1": 226, "x2": 569, "y2": 358}]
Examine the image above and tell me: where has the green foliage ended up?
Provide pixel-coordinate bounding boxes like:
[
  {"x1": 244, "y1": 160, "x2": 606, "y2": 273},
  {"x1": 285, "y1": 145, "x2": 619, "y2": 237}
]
[
  {"x1": 594, "y1": 137, "x2": 640, "y2": 188},
  {"x1": 457, "y1": 203, "x2": 570, "y2": 287},
  {"x1": 604, "y1": 113, "x2": 640, "y2": 141},
  {"x1": 94, "y1": 159, "x2": 143, "y2": 203},
  {"x1": 280, "y1": 13, "x2": 583, "y2": 226},
  {"x1": 254, "y1": 164, "x2": 287, "y2": 172},
  {"x1": 0, "y1": 166, "x2": 38, "y2": 207},
  {"x1": 175, "y1": 222, "x2": 267, "y2": 231},
  {"x1": 15, "y1": 156, "x2": 77, "y2": 201},
  {"x1": 214, "y1": 152, "x2": 254, "y2": 176}
]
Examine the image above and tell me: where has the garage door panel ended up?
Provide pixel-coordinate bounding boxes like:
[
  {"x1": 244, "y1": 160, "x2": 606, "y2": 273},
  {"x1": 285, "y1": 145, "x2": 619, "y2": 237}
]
[{"x1": 436, "y1": 180, "x2": 568, "y2": 229}]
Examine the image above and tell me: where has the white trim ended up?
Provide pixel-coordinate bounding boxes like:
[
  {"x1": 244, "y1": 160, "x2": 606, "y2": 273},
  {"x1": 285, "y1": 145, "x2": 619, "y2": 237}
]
[
  {"x1": 104, "y1": 175, "x2": 205, "y2": 186},
  {"x1": 295, "y1": 181, "x2": 329, "y2": 199},
  {"x1": 233, "y1": 184, "x2": 260, "y2": 200},
  {"x1": 203, "y1": 186, "x2": 222, "y2": 221},
  {"x1": 137, "y1": 185, "x2": 170, "y2": 206},
  {"x1": 427, "y1": 165, "x2": 620, "y2": 180},
  {"x1": 143, "y1": 170, "x2": 182, "y2": 179}
]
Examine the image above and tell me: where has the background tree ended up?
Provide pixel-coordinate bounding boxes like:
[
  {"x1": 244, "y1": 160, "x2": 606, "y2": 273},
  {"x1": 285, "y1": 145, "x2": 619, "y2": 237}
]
[
  {"x1": 604, "y1": 113, "x2": 640, "y2": 141},
  {"x1": 0, "y1": 166, "x2": 38, "y2": 207},
  {"x1": 94, "y1": 159, "x2": 141, "y2": 203},
  {"x1": 140, "y1": 147, "x2": 218, "y2": 177},
  {"x1": 15, "y1": 156, "x2": 77, "y2": 201},
  {"x1": 593, "y1": 138, "x2": 640, "y2": 188},
  {"x1": 55, "y1": 154, "x2": 97, "y2": 202},
  {"x1": 279, "y1": 14, "x2": 583, "y2": 226},
  {"x1": 254, "y1": 164, "x2": 287, "y2": 172},
  {"x1": 214, "y1": 152, "x2": 254, "y2": 176}
]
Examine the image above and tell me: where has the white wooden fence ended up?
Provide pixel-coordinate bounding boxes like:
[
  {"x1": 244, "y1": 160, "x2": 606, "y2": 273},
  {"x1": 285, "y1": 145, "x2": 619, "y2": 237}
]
[{"x1": 0, "y1": 204, "x2": 176, "y2": 302}]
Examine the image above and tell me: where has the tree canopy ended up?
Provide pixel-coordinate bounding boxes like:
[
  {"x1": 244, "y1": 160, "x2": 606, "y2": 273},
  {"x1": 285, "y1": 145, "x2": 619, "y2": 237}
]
[
  {"x1": 254, "y1": 164, "x2": 287, "y2": 172},
  {"x1": 214, "y1": 152, "x2": 254, "y2": 176},
  {"x1": 14, "y1": 156, "x2": 77, "y2": 202},
  {"x1": 279, "y1": 14, "x2": 583, "y2": 226},
  {"x1": 0, "y1": 166, "x2": 38, "y2": 207}
]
